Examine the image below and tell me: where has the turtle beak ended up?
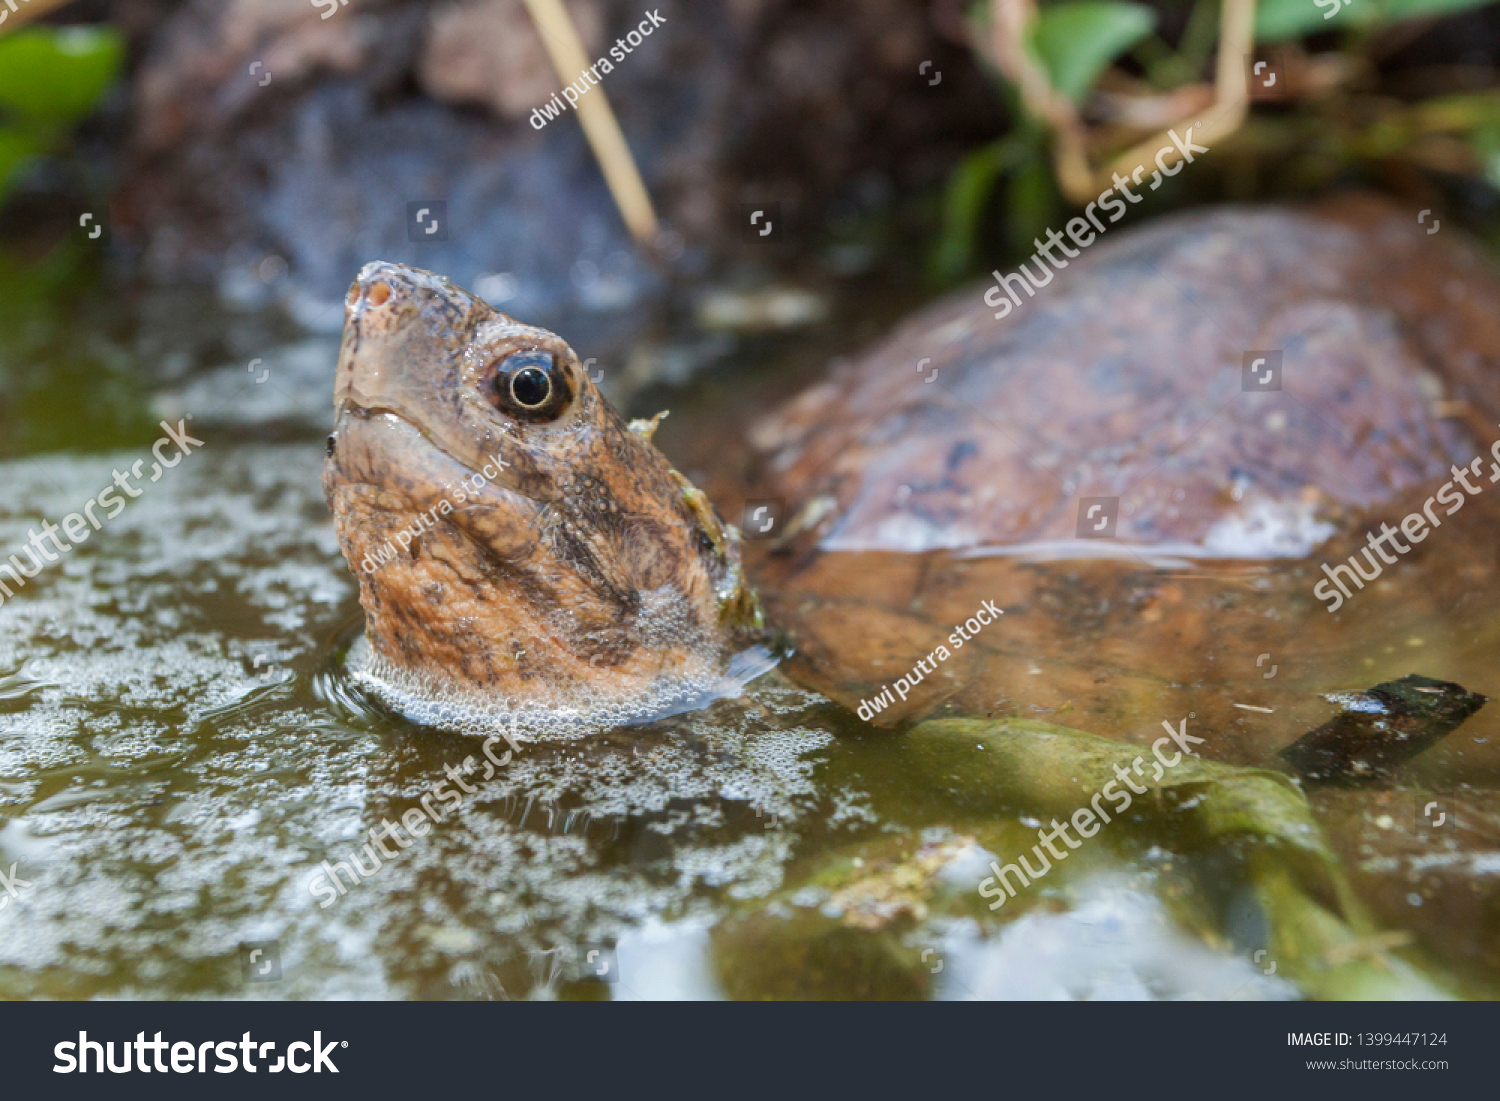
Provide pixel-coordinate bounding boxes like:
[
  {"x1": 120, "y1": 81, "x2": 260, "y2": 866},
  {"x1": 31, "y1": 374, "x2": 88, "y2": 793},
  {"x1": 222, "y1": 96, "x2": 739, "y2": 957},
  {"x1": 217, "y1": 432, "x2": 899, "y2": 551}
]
[{"x1": 334, "y1": 261, "x2": 479, "y2": 415}]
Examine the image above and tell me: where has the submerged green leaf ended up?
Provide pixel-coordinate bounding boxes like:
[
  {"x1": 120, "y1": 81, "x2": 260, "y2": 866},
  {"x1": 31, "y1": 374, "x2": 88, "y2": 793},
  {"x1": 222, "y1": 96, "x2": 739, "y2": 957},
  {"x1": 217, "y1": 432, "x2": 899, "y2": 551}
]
[{"x1": 911, "y1": 716, "x2": 1335, "y2": 864}]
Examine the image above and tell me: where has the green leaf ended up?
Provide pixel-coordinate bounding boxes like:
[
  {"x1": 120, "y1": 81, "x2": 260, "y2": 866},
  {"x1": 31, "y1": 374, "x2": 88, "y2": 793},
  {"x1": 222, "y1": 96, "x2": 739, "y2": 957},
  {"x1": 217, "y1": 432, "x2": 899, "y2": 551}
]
[
  {"x1": 1032, "y1": 1, "x2": 1156, "y2": 103},
  {"x1": 0, "y1": 26, "x2": 124, "y2": 124},
  {"x1": 1256, "y1": 0, "x2": 1496, "y2": 43},
  {"x1": 1007, "y1": 144, "x2": 1059, "y2": 253},
  {"x1": 931, "y1": 139, "x2": 1018, "y2": 281},
  {"x1": 1254, "y1": 0, "x2": 1363, "y2": 41},
  {"x1": 0, "y1": 126, "x2": 44, "y2": 194},
  {"x1": 908, "y1": 717, "x2": 1456, "y2": 998},
  {"x1": 1472, "y1": 121, "x2": 1500, "y2": 192}
]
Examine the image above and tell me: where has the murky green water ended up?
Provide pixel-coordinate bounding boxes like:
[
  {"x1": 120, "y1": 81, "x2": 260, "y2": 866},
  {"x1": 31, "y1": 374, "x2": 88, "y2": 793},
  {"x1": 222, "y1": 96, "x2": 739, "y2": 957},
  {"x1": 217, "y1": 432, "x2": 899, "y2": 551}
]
[{"x1": 1, "y1": 256, "x2": 1496, "y2": 1000}]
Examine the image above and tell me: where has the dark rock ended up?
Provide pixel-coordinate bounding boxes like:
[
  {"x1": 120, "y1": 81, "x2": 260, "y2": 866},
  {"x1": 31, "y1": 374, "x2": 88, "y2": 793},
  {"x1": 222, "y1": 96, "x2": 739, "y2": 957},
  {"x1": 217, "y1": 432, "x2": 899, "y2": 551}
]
[
  {"x1": 107, "y1": 0, "x2": 1002, "y2": 344},
  {"x1": 1280, "y1": 673, "x2": 1488, "y2": 784}
]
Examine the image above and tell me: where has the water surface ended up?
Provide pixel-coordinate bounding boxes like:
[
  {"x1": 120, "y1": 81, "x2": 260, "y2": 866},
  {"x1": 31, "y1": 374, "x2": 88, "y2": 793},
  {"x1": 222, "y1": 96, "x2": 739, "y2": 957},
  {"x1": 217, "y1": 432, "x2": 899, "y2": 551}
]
[{"x1": 1, "y1": 264, "x2": 1495, "y2": 999}]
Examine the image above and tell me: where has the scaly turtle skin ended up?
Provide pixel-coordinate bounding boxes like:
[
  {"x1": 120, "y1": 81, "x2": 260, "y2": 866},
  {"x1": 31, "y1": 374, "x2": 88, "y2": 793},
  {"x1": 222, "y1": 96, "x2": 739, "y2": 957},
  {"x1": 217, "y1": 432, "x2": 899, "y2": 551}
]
[
  {"x1": 323, "y1": 262, "x2": 760, "y2": 720},
  {"x1": 741, "y1": 196, "x2": 1500, "y2": 751}
]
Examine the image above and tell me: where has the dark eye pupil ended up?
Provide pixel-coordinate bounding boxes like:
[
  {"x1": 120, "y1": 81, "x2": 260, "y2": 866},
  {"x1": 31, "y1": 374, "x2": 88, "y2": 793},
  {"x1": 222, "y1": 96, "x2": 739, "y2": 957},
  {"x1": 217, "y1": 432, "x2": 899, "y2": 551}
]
[
  {"x1": 491, "y1": 350, "x2": 569, "y2": 422},
  {"x1": 510, "y1": 366, "x2": 551, "y2": 408}
]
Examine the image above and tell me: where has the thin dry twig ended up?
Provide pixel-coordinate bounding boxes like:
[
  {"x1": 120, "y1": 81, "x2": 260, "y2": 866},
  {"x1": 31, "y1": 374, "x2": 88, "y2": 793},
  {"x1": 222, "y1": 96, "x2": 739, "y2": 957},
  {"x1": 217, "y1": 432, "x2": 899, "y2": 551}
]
[
  {"x1": 0, "y1": 0, "x2": 78, "y2": 36},
  {"x1": 522, "y1": 0, "x2": 661, "y2": 249},
  {"x1": 989, "y1": 0, "x2": 1094, "y2": 200},
  {"x1": 989, "y1": 0, "x2": 1256, "y2": 204},
  {"x1": 1101, "y1": 0, "x2": 1253, "y2": 185}
]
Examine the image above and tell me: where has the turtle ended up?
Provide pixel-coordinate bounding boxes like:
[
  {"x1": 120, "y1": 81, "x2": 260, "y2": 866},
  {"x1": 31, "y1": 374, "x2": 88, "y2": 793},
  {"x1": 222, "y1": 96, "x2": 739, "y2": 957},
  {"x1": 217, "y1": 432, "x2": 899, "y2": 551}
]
[
  {"x1": 323, "y1": 263, "x2": 761, "y2": 728},
  {"x1": 322, "y1": 194, "x2": 1500, "y2": 769}
]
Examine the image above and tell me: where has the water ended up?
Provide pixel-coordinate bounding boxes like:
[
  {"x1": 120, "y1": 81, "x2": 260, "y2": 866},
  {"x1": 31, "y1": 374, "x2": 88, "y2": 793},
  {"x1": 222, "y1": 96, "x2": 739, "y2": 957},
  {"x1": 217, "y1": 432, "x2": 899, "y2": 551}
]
[{"x1": 1, "y1": 263, "x2": 1496, "y2": 1000}]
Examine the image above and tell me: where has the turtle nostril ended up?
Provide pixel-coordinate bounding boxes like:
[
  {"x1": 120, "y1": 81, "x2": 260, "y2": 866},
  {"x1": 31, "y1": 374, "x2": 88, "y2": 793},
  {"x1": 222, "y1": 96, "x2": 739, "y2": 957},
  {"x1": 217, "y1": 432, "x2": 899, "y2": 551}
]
[
  {"x1": 367, "y1": 281, "x2": 392, "y2": 307},
  {"x1": 345, "y1": 282, "x2": 360, "y2": 309}
]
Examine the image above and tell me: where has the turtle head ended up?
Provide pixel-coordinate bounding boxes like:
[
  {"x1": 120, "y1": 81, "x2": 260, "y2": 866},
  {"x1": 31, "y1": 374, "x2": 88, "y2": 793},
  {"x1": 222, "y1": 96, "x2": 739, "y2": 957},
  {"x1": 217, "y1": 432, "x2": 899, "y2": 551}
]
[{"x1": 323, "y1": 261, "x2": 761, "y2": 720}]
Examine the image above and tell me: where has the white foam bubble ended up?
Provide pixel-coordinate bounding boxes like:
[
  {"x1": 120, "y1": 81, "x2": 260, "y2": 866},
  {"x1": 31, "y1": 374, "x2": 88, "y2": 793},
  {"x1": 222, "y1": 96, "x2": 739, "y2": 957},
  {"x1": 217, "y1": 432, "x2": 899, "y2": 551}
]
[
  {"x1": 1201, "y1": 496, "x2": 1336, "y2": 558},
  {"x1": 343, "y1": 633, "x2": 781, "y2": 741}
]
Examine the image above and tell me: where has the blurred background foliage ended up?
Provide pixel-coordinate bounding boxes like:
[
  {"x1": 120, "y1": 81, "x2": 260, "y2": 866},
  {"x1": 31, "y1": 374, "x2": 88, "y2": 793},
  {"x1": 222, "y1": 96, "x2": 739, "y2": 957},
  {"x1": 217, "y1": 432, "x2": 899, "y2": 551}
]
[
  {"x1": 933, "y1": 0, "x2": 1500, "y2": 280},
  {"x1": 0, "y1": 0, "x2": 1498, "y2": 444},
  {"x1": 2, "y1": 1, "x2": 1497, "y2": 290},
  {"x1": 0, "y1": 23, "x2": 145, "y2": 456},
  {"x1": 0, "y1": 25, "x2": 120, "y2": 198}
]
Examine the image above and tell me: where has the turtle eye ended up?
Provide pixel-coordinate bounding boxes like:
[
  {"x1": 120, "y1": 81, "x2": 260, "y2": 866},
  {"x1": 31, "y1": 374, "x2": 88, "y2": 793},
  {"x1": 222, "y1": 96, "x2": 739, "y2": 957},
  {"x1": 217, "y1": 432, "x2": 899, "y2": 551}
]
[{"x1": 492, "y1": 350, "x2": 571, "y2": 422}]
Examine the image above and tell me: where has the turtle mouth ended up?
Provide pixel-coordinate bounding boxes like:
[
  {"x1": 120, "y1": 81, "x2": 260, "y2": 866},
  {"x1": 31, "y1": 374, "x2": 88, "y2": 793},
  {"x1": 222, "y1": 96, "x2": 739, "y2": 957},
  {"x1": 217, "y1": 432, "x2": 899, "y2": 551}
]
[{"x1": 326, "y1": 401, "x2": 544, "y2": 520}]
